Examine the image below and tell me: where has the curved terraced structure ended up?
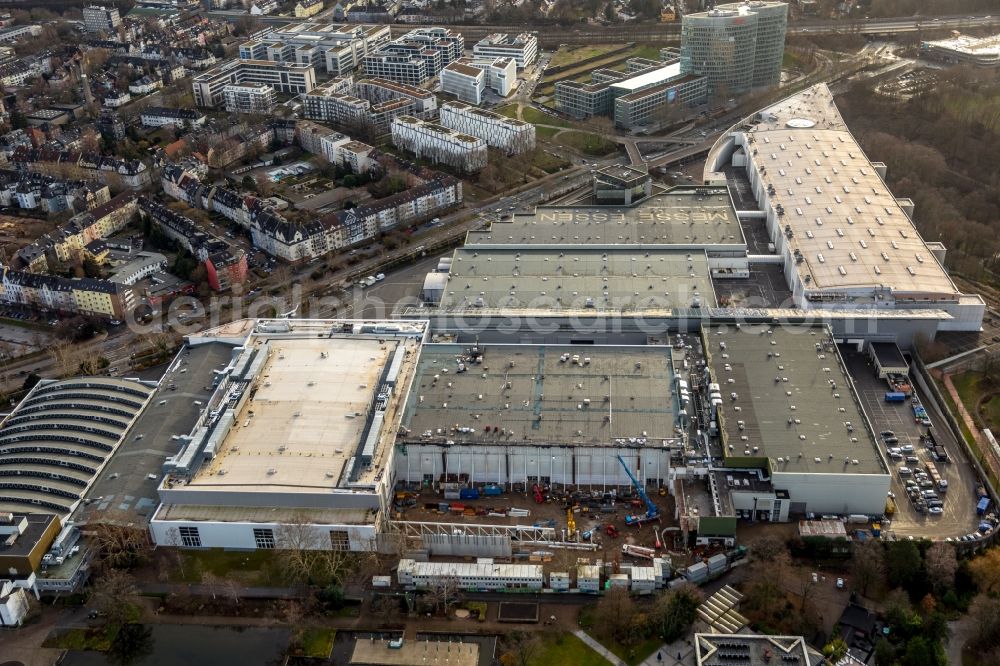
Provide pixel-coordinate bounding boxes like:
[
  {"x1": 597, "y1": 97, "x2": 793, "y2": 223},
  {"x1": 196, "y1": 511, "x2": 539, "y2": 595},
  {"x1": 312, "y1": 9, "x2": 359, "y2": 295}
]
[{"x1": 0, "y1": 378, "x2": 154, "y2": 516}]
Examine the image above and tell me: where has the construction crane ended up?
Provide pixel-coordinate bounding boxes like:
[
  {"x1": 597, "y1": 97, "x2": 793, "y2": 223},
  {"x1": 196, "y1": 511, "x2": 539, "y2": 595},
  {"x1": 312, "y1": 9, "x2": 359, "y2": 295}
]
[{"x1": 616, "y1": 455, "x2": 660, "y2": 526}]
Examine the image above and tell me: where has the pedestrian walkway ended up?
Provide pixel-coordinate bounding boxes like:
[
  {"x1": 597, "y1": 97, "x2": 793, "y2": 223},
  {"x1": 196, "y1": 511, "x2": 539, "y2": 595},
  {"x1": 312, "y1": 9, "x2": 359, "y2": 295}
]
[{"x1": 572, "y1": 629, "x2": 626, "y2": 666}]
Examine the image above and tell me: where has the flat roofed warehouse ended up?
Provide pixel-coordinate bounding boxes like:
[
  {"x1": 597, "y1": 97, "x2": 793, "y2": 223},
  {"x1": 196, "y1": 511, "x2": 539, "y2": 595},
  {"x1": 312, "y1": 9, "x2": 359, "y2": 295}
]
[
  {"x1": 466, "y1": 187, "x2": 745, "y2": 250},
  {"x1": 437, "y1": 248, "x2": 715, "y2": 311},
  {"x1": 705, "y1": 83, "x2": 984, "y2": 330},
  {"x1": 0, "y1": 378, "x2": 154, "y2": 517},
  {"x1": 399, "y1": 343, "x2": 676, "y2": 448},
  {"x1": 704, "y1": 324, "x2": 884, "y2": 475},
  {"x1": 180, "y1": 335, "x2": 417, "y2": 493}
]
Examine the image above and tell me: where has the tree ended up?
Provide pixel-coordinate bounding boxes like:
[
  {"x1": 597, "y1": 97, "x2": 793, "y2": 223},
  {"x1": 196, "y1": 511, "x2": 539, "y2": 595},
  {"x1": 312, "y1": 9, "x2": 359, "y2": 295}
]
[
  {"x1": 874, "y1": 638, "x2": 895, "y2": 666},
  {"x1": 823, "y1": 638, "x2": 849, "y2": 664},
  {"x1": 425, "y1": 576, "x2": 460, "y2": 615},
  {"x1": 595, "y1": 587, "x2": 637, "y2": 644},
  {"x1": 656, "y1": 583, "x2": 702, "y2": 642},
  {"x1": 106, "y1": 623, "x2": 154, "y2": 666},
  {"x1": 924, "y1": 542, "x2": 957, "y2": 592},
  {"x1": 499, "y1": 631, "x2": 540, "y2": 666},
  {"x1": 21, "y1": 372, "x2": 40, "y2": 392},
  {"x1": 886, "y1": 540, "x2": 922, "y2": 591},
  {"x1": 850, "y1": 539, "x2": 886, "y2": 597},
  {"x1": 275, "y1": 516, "x2": 351, "y2": 587},
  {"x1": 968, "y1": 547, "x2": 1000, "y2": 594},
  {"x1": 92, "y1": 511, "x2": 151, "y2": 570},
  {"x1": 968, "y1": 594, "x2": 1000, "y2": 654},
  {"x1": 91, "y1": 569, "x2": 140, "y2": 627}
]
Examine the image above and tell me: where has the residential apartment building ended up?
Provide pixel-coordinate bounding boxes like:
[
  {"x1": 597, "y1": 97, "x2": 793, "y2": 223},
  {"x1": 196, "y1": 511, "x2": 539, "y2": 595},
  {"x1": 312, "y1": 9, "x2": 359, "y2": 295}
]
[
  {"x1": 680, "y1": 1, "x2": 787, "y2": 95},
  {"x1": 294, "y1": 0, "x2": 324, "y2": 17},
  {"x1": 0, "y1": 267, "x2": 135, "y2": 319},
  {"x1": 82, "y1": 6, "x2": 121, "y2": 34},
  {"x1": 439, "y1": 101, "x2": 535, "y2": 155},
  {"x1": 139, "y1": 107, "x2": 206, "y2": 128},
  {"x1": 0, "y1": 25, "x2": 41, "y2": 44},
  {"x1": 192, "y1": 58, "x2": 317, "y2": 108},
  {"x1": 391, "y1": 116, "x2": 487, "y2": 173},
  {"x1": 224, "y1": 84, "x2": 277, "y2": 114},
  {"x1": 473, "y1": 32, "x2": 538, "y2": 69}
]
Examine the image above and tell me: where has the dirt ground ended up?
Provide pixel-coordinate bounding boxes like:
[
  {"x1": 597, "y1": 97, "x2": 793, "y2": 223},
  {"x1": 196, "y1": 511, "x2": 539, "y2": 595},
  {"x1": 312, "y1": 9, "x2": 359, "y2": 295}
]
[{"x1": 396, "y1": 485, "x2": 679, "y2": 558}]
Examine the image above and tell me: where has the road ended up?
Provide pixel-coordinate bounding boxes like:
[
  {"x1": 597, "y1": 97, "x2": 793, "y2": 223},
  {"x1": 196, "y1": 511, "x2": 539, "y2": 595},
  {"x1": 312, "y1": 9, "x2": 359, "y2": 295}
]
[{"x1": 207, "y1": 11, "x2": 1000, "y2": 46}]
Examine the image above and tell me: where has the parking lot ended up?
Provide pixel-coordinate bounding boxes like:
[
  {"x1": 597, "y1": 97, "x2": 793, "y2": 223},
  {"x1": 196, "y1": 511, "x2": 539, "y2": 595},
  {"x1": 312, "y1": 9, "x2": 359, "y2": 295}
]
[{"x1": 842, "y1": 349, "x2": 981, "y2": 539}]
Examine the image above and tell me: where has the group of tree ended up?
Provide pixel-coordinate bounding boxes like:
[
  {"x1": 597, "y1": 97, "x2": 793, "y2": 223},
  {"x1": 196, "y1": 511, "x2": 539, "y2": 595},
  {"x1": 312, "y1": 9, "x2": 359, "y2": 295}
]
[
  {"x1": 589, "y1": 584, "x2": 703, "y2": 649},
  {"x1": 837, "y1": 67, "x2": 1000, "y2": 284}
]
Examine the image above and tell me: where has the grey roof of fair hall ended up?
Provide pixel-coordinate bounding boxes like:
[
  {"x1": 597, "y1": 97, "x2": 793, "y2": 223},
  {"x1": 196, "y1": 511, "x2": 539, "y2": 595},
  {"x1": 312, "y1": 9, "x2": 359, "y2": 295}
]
[
  {"x1": 703, "y1": 324, "x2": 887, "y2": 476},
  {"x1": 399, "y1": 344, "x2": 677, "y2": 448},
  {"x1": 465, "y1": 186, "x2": 746, "y2": 250},
  {"x1": 438, "y1": 247, "x2": 716, "y2": 311}
]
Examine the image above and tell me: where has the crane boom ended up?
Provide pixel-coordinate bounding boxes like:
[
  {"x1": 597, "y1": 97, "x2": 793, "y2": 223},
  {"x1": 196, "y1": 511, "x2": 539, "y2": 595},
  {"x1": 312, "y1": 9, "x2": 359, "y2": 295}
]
[{"x1": 615, "y1": 455, "x2": 659, "y2": 523}]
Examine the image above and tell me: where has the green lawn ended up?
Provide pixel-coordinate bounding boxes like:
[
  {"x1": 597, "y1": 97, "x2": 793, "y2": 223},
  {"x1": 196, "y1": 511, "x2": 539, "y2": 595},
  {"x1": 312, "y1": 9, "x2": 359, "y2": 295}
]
[
  {"x1": 953, "y1": 371, "x2": 1000, "y2": 432},
  {"x1": 529, "y1": 632, "x2": 609, "y2": 666},
  {"x1": 43, "y1": 626, "x2": 119, "y2": 652},
  {"x1": 531, "y1": 149, "x2": 570, "y2": 173},
  {"x1": 521, "y1": 106, "x2": 571, "y2": 128},
  {"x1": 297, "y1": 628, "x2": 336, "y2": 658},
  {"x1": 548, "y1": 45, "x2": 627, "y2": 69},
  {"x1": 555, "y1": 131, "x2": 619, "y2": 156},
  {"x1": 628, "y1": 44, "x2": 666, "y2": 61},
  {"x1": 608, "y1": 636, "x2": 663, "y2": 666},
  {"x1": 535, "y1": 126, "x2": 560, "y2": 139},
  {"x1": 167, "y1": 549, "x2": 284, "y2": 585},
  {"x1": 496, "y1": 105, "x2": 519, "y2": 119},
  {"x1": 0, "y1": 316, "x2": 51, "y2": 331}
]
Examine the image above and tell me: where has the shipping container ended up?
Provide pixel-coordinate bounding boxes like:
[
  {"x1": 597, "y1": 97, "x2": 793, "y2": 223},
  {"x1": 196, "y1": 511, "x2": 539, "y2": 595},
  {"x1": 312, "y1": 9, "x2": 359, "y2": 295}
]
[
  {"x1": 482, "y1": 485, "x2": 503, "y2": 496},
  {"x1": 977, "y1": 497, "x2": 991, "y2": 516},
  {"x1": 885, "y1": 392, "x2": 906, "y2": 403},
  {"x1": 459, "y1": 488, "x2": 479, "y2": 500}
]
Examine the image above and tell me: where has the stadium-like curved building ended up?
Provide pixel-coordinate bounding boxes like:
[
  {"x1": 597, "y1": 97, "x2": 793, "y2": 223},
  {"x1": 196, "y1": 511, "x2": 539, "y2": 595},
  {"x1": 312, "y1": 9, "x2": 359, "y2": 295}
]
[{"x1": 0, "y1": 378, "x2": 154, "y2": 516}]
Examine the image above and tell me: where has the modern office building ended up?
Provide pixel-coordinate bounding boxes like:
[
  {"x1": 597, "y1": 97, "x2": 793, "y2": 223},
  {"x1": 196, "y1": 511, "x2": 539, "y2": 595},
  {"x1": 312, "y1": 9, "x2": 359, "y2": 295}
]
[
  {"x1": 556, "y1": 57, "x2": 707, "y2": 127},
  {"x1": 223, "y1": 84, "x2": 277, "y2": 114},
  {"x1": 83, "y1": 5, "x2": 121, "y2": 34},
  {"x1": 363, "y1": 26, "x2": 463, "y2": 85},
  {"x1": 239, "y1": 23, "x2": 391, "y2": 76},
  {"x1": 391, "y1": 116, "x2": 487, "y2": 173},
  {"x1": 704, "y1": 83, "x2": 985, "y2": 330},
  {"x1": 441, "y1": 57, "x2": 515, "y2": 104},
  {"x1": 192, "y1": 58, "x2": 317, "y2": 108},
  {"x1": 304, "y1": 77, "x2": 437, "y2": 134},
  {"x1": 473, "y1": 32, "x2": 538, "y2": 69},
  {"x1": 680, "y1": 1, "x2": 788, "y2": 95},
  {"x1": 439, "y1": 101, "x2": 535, "y2": 155},
  {"x1": 921, "y1": 32, "x2": 1000, "y2": 68}
]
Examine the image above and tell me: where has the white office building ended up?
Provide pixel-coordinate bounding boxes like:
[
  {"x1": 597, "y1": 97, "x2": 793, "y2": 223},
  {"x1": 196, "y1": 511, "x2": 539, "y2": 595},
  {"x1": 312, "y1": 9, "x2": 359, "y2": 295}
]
[
  {"x1": 223, "y1": 84, "x2": 277, "y2": 114},
  {"x1": 192, "y1": 58, "x2": 317, "y2": 108},
  {"x1": 391, "y1": 115, "x2": 487, "y2": 173},
  {"x1": 439, "y1": 101, "x2": 535, "y2": 155},
  {"x1": 83, "y1": 5, "x2": 121, "y2": 34},
  {"x1": 473, "y1": 32, "x2": 538, "y2": 69},
  {"x1": 441, "y1": 57, "x2": 515, "y2": 105},
  {"x1": 239, "y1": 23, "x2": 391, "y2": 76}
]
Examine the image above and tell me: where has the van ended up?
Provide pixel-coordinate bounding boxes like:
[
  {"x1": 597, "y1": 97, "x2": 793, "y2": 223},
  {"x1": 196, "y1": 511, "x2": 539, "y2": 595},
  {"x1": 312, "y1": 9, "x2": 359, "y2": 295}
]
[{"x1": 898, "y1": 467, "x2": 912, "y2": 476}]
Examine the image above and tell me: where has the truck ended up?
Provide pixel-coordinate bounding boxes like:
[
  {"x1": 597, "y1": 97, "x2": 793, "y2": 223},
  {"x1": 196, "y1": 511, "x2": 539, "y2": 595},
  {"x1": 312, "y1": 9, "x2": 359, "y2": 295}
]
[
  {"x1": 885, "y1": 392, "x2": 907, "y2": 403},
  {"x1": 622, "y1": 544, "x2": 656, "y2": 560},
  {"x1": 925, "y1": 462, "x2": 942, "y2": 487},
  {"x1": 978, "y1": 497, "x2": 991, "y2": 516}
]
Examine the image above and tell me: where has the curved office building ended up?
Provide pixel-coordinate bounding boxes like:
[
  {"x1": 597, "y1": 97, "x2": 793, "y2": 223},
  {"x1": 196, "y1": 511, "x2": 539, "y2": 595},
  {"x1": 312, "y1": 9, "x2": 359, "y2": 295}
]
[
  {"x1": 0, "y1": 378, "x2": 154, "y2": 516},
  {"x1": 680, "y1": 1, "x2": 788, "y2": 95}
]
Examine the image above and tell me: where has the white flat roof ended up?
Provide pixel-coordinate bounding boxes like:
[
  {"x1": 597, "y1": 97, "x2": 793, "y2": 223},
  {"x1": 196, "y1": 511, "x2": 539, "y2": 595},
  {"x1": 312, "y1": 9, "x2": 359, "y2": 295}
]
[
  {"x1": 610, "y1": 62, "x2": 682, "y2": 93},
  {"x1": 187, "y1": 335, "x2": 416, "y2": 491},
  {"x1": 741, "y1": 84, "x2": 960, "y2": 297}
]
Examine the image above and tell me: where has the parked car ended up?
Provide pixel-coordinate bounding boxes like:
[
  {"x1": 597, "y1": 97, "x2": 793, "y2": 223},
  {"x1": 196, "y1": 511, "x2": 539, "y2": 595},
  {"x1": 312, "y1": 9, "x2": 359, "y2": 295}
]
[
  {"x1": 898, "y1": 467, "x2": 912, "y2": 476},
  {"x1": 928, "y1": 507, "x2": 944, "y2": 515},
  {"x1": 900, "y1": 445, "x2": 914, "y2": 454},
  {"x1": 881, "y1": 430, "x2": 895, "y2": 438},
  {"x1": 836, "y1": 578, "x2": 845, "y2": 589}
]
